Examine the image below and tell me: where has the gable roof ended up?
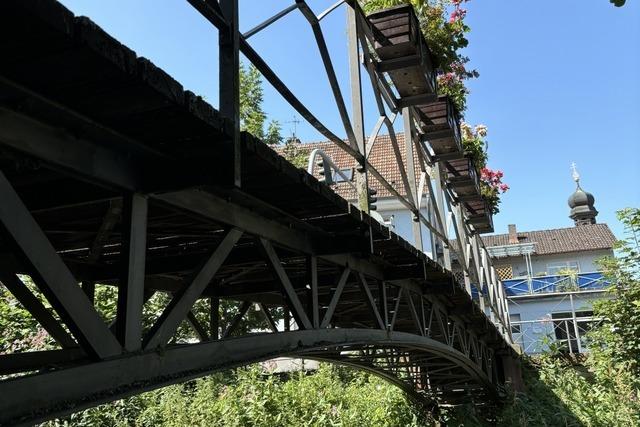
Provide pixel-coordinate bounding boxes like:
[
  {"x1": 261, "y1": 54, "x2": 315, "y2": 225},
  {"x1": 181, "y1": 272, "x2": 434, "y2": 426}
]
[
  {"x1": 482, "y1": 224, "x2": 617, "y2": 256},
  {"x1": 279, "y1": 133, "x2": 424, "y2": 200}
]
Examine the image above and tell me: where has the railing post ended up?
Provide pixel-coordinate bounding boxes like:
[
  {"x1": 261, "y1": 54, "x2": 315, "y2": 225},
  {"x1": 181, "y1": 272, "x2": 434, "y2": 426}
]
[
  {"x1": 433, "y1": 162, "x2": 451, "y2": 269},
  {"x1": 402, "y1": 108, "x2": 423, "y2": 251},
  {"x1": 347, "y1": 4, "x2": 369, "y2": 215},
  {"x1": 219, "y1": 0, "x2": 241, "y2": 187},
  {"x1": 569, "y1": 293, "x2": 582, "y2": 353}
]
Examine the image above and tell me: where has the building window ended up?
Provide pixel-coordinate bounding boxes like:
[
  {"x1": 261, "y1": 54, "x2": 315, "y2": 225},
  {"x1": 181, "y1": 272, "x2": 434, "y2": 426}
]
[
  {"x1": 551, "y1": 311, "x2": 594, "y2": 354},
  {"x1": 510, "y1": 313, "x2": 521, "y2": 334},
  {"x1": 546, "y1": 261, "x2": 580, "y2": 275},
  {"x1": 332, "y1": 168, "x2": 353, "y2": 183}
]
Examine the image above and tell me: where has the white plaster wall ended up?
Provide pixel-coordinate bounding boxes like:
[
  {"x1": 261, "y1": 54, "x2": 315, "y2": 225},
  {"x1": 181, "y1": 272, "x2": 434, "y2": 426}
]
[
  {"x1": 376, "y1": 197, "x2": 434, "y2": 259},
  {"x1": 509, "y1": 292, "x2": 605, "y2": 353}
]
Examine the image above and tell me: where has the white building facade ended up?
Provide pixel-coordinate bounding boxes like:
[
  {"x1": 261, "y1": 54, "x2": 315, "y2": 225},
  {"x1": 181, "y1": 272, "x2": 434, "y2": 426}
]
[{"x1": 482, "y1": 172, "x2": 616, "y2": 354}]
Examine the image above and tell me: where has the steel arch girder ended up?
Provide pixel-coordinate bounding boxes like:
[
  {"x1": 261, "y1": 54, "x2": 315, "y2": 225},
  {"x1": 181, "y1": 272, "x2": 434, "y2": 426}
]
[{"x1": 0, "y1": 329, "x2": 494, "y2": 426}]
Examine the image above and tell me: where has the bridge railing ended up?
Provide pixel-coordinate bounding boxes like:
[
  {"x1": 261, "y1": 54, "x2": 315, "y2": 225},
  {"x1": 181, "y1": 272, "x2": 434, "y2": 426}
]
[{"x1": 185, "y1": 0, "x2": 513, "y2": 344}]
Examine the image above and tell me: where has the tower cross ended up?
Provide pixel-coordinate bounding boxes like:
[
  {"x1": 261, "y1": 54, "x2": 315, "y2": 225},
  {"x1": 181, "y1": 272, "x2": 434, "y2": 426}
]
[{"x1": 570, "y1": 162, "x2": 580, "y2": 184}]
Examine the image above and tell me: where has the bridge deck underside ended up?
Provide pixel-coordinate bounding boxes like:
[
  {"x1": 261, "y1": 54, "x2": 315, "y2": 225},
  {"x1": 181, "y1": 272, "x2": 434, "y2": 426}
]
[{"x1": 0, "y1": 1, "x2": 514, "y2": 424}]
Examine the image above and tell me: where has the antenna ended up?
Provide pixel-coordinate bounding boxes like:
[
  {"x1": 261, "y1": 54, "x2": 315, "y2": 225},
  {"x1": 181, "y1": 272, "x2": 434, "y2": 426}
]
[{"x1": 285, "y1": 114, "x2": 301, "y2": 140}]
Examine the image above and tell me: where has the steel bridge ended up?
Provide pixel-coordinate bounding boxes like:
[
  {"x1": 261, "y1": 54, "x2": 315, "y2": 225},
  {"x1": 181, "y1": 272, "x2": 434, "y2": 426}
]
[{"x1": 0, "y1": 0, "x2": 520, "y2": 425}]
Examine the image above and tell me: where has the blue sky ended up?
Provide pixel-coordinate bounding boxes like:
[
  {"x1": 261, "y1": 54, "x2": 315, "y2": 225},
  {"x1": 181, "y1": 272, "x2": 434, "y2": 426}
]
[{"x1": 58, "y1": 0, "x2": 639, "y2": 239}]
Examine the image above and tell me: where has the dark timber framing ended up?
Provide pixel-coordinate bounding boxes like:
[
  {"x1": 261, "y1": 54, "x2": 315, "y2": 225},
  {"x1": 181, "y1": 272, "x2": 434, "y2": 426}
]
[{"x1": 0, "y1": 0, "x2": 519, "y2": 425}]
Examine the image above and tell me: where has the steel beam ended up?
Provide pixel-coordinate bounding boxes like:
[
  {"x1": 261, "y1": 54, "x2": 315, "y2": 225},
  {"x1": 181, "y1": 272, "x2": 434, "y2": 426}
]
[
  {"x1": 219, "y1": 0, "x2": 241, "y2": 187},
  {"x1": 0, "y1": 271, "x2": 76, "y2": 348},
  {"x1": 222, "y1": 301, "x2": 251, "y2": 338},
  {"x1": 347, "y1": 2, "x2": 370, "y2": 214},
  {"x1": 0, "y1": 105, "x2": 141, "y2": 191},
  {"x1": 258, "y1": 303, "x2": 279, "y2": 333},
  {"x1": 309, "y1": 256, "x2": 320, "y2": 328},
  {"x1": 320, "y1": 267, "x2": 351, "y2": 328},
  {"x1": 210, "y1": 296, "x2": 220, "y2": 340},
  {"x1": 116, "y1": 193, "x2": 148, "y2": 351},
  {"x1": 0, "y1": 348, "x2": 85, "y2": 375},
  {"x1": 187, "y1": 311, "x2": 210, "y2": 341},
  {"x1": 259, "y1": 238, "x2": 313, "y2": 330},
  {"x1": 0, "y1": 329, "x2": 492, "y2": 426},
  {"x1": 0, "y1": 169, "x2": 121, "y2": 359},
  {"x1": 144, "y1": 228, "x2": 242, "y2": 349},
  {"x1": 357, "y1": 273, "x2": 385, "y2": 330}
]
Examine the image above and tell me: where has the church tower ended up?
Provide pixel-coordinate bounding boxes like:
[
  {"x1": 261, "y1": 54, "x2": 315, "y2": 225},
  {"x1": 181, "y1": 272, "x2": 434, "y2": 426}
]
[{"x1": 568, "y1": 163, "x2": 598, "y2": 226}]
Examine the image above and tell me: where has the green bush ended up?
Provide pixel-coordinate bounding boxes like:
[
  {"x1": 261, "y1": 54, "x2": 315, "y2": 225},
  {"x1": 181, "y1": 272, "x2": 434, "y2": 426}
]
[{"x1": 45, "y1": 365, "x2": 434, "y2": 427}]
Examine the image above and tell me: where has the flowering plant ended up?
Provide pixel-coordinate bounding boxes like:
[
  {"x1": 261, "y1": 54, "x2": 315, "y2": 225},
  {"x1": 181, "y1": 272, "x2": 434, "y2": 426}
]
[
  {"x1": 362, "y1": 0, "x2": 477, "y2": 112},
  {"x1": 460, "y1": 122, "x2": 488, "y2": 168},
  {"x1": 480, "y1": 167, "x2": 509, "y2": 214},
  {"x1": 461, "y1": 123, "x2": 508, "y2": 214}
]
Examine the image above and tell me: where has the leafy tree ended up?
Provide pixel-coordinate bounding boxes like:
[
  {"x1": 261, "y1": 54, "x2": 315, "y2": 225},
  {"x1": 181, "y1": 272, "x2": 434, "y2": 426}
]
[
  {"x1": 493, "y1": 208, "x2": 640, "y2": 426},
  {"x1": 281, "y1": 137, "x2": 309, "y2": 168},
  {"x1": 589, "y1": 207, "x2": 640, "y2": 377},
  {"x1": 0, "y1": 278, "x2": 56, "y2": 354},
  {"x1": 239, "y1": 62, "x2": 282, "y2": 145}
]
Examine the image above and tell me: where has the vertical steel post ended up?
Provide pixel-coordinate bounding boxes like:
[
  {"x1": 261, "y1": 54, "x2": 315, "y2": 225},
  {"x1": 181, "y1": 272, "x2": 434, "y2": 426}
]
[
  {"x1": 347, "y1": 4, "x2": 369, "y2": 214},
  {"x1": 402, "y1": 108, "x2": 423, "y2": 251},
  {"x1": 284, "y1": 310, "x2": 291, "y2": 331},
  {"x1": 82, "y1": 281, "x2": 95, "y2": 305},
  {"x1": 116, "y1": 193, "x2": 148, "y2": 352},
  {"x1": 379, "y1": 281, "x2": 389, "y2": 330},
  {"x1": 569, "y1": 293, "x2": 582, "y2": 353},
  {"x1": 433, "y1": 162, "x2": 451, "y2": 270},
  {"x1": 210, "y1": 296, "x2": 220, "y2": 340},
  {"x1": 219, "y1": 0, "x2": 241, "y2": 187},
  {"x1": 309, "y1": 256, "x2": 319, "y2": 329}
]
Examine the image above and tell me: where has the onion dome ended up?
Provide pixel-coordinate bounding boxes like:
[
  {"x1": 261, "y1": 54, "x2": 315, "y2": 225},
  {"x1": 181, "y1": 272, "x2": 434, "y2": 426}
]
[{"x1": 568, "y1": 163, "x2": 598, "y2": 226}]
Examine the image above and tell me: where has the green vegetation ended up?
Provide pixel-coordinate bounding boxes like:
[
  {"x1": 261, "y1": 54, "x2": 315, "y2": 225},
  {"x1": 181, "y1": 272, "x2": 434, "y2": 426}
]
[
  {"x1": 495, "y1": 207, "x2": 640, "y2": 427},
  {"x1": 43, "y1": 366, "x2": 434, "y2": 427},
  {"x1": 362, "y1": 0, "x2": 475, "y2": 114}
]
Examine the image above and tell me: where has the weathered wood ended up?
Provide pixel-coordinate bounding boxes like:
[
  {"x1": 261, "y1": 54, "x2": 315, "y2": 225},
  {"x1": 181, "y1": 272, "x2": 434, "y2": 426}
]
[
  {"x1": 367, "y1": 5, "x2": 437, "y2": 102},
  {"x1": 418, "y1": 96, "x2": 463, "y2": 158}
]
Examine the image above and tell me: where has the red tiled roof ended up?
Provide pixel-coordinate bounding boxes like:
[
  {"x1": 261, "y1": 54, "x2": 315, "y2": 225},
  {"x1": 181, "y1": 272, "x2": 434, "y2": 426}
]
[
  {"x1": 482, "y1": 224, "x2": 617, "y2": 255},
  {"x1": 278, "y1": 133, "x2": 425, "y2": 200}
]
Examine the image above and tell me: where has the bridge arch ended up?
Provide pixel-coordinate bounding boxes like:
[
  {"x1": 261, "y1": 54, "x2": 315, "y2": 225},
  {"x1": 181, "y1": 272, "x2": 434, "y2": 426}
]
[{"x1": 1, "y1": 329, "x2": 493, "y2": 425}]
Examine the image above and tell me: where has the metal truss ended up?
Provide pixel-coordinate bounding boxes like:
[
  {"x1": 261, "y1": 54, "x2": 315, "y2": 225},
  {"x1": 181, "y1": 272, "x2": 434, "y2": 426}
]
[
  {"x1": 202, "y1": 0, "x2": 513, "y2": 340},
  {"x1": 0, "y1": 0, "x2": 519, "y2": 425}
]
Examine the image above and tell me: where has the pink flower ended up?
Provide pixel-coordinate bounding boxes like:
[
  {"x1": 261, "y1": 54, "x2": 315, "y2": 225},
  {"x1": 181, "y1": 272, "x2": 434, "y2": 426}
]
[
  {"x1": 449, "y1": 8, "x2": 467, "y2": 23},
  {"x1": 500, "y1": 184, "x2": 510, "y2": 192}
]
